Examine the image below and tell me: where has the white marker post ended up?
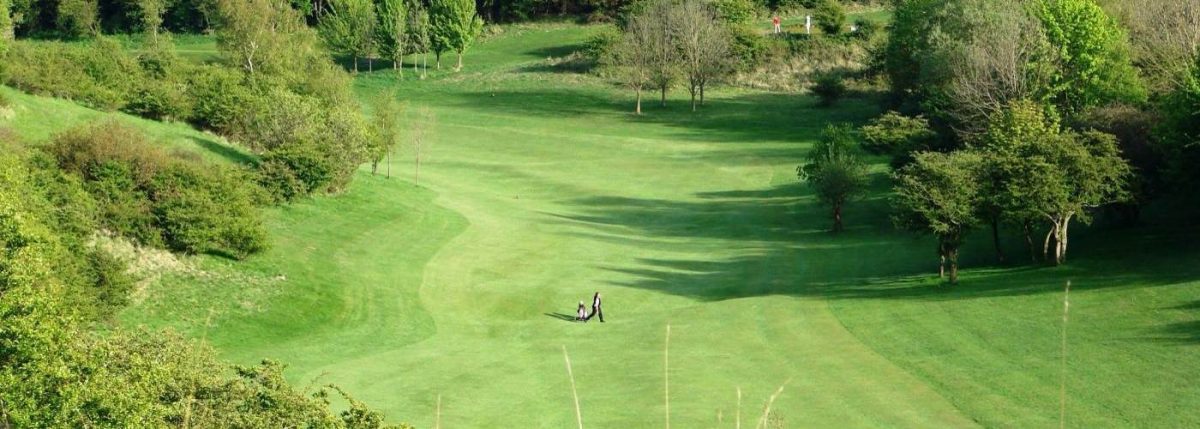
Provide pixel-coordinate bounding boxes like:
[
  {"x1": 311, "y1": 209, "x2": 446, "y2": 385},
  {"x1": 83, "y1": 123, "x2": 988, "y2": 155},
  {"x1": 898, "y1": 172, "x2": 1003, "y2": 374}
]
[{"x1": 805, "y1": 15, "x2": 812, "y2": 35}]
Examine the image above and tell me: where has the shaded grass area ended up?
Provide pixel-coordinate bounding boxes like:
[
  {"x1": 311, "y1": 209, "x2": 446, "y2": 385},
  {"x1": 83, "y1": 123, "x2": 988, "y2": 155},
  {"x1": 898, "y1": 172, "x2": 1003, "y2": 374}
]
[{"x1": 112, "y1": 22, "x2": 1200, "y2": 428}]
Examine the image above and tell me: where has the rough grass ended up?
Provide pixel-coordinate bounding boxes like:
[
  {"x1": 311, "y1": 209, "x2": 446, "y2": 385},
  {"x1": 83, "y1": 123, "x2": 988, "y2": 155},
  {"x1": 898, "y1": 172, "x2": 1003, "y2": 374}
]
[{"x1": 86, "y1": 23, "x2": 1200, "y2": 428}]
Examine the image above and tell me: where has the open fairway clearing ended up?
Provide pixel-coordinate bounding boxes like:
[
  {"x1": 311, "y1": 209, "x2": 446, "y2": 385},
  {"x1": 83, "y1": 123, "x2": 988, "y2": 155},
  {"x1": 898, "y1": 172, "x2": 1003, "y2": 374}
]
[{"x1": 120, "y1": 23, "x2": 1200, "y2": 427}]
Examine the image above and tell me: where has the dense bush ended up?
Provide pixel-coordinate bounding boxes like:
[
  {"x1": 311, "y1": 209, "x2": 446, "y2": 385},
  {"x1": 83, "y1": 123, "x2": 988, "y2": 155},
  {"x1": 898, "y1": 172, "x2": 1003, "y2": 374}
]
[
  {"x1": 49, "y1": 121, "x2": 268, "y2": 258},
  {"x1": 1, "y1": 151, "x2": 405, "y2": 426},
  {"x1": 813, "y1": 0, "x2": 844, "y2": 35},
  {"x1": 811, "y1": 72, "x2": 846, "y2": 106},
  {"x1": 861, "y1": 111, "x2": 935, "y2": 168},
  {"x1": 151, "y1": 162, "x2": 268, "y2": 258},
  {"x1": 4, "y1": 38, "x2": 140, "y2": 110}
]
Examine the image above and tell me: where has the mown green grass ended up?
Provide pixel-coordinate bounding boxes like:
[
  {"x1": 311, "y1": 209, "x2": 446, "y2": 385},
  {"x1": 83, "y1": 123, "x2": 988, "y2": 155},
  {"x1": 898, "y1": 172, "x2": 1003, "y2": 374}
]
[{"x1": 97, "y1": 23, "x2": 1200, "y2": 428}]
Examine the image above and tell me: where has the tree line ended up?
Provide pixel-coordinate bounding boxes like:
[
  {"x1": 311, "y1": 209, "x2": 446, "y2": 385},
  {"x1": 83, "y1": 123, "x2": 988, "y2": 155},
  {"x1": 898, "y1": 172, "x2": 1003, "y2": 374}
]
[{"x1": 799, "y1": 0, "x2": 1200, "y2": 283}]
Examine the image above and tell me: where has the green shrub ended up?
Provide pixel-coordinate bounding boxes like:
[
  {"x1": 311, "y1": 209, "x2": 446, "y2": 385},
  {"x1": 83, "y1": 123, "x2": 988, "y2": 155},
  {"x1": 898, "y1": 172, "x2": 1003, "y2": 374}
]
[
  {"x1": 151, "y1": 163, "x2": 267, "y2": 258},
  {"x1": 584, "y1": 25, "x2": 621, "y2": 64},
  {"x1": 811, "y1": 73, "x2": 846, "y2": 107},
  {"x1": 861, "y1": 111, "x2": 935, "y2": 168},
  {"x1": 187, "y1": 64, "x2": 254, "y2": 133},
  {"x1": 258, "y1": 141, "x2": 338, "y2": 201},
  {"x1": 126, "y1": 78, "x2": 194, "y2": 122},
  {"x1": 813, "y1": 0, "x2": 844, "y2": 35},
  {"x1": 729, "y1": 24, "x2": 769, "y2": 71},
  {"x1": 852, "y1": 18, "x2": 877, "y2": 40},
  {"x1": 713, "y1": 0, "x2": 757, "y2": 25}
]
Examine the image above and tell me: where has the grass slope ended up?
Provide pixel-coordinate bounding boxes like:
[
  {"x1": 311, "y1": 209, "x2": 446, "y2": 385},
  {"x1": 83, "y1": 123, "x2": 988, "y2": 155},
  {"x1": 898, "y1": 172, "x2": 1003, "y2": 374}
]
[
  {"x1": 0, "y1": 86, "x2": 251, "y2": 164},
  {"x1": 116, "y1": 23, "x2": 1200, "y2": 428}
]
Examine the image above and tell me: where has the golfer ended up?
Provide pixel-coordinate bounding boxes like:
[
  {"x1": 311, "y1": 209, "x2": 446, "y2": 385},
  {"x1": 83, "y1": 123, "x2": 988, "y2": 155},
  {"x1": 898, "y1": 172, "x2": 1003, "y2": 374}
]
[
  {"x1": 589, "y1": 292, "x2": 605, "y2": 323},
  {"x1": 772, "y1": 16, "x2": 781, "y2": 34}
]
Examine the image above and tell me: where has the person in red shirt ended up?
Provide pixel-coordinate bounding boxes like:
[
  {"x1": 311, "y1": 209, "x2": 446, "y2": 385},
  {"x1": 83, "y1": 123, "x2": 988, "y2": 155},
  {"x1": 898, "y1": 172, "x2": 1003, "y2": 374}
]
[{"x1": 772, "y1": 16, "x2": 781, "y2": 34}]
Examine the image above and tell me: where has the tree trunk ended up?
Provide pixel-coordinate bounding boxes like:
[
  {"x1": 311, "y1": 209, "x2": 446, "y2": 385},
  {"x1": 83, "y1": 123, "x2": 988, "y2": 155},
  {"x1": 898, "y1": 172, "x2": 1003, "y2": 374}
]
[
  {"x1": 690, "y1": 86, "x2": 697, "y2": 112},
  {"x1": 353, "y1": 55, "x2": 359, "y2": 73},
  {"x1": 436, "y1": 52, "x2": 441, "y2": 70},
  {"x1": 369, "y1": 57, "x2": 374, "y2": 72},
  {"x1": 991, "y1": 217, "x2": 1005, "y2": 264},
  {"x1": 661, "y1": 85, "x2": 667, "y2": 107},
  {"x1": 832, "y1": 203, "x2": 843, "y2": 233},
  {"x1": 948, "y1": 249, "x2": 959, "y2": 284},
  {"x1": 387, "y1": 149, "x2": 391, "y2": 179},
  {"x1": 635, "y1": 88, "x2": 642, "y2": 115},
  {"x1": 1023, "y1": 220, "x2": 1037, "y2": 263},
  {"x1": 456, "y1": 52, "x2": 463, "y2": 71},
  {"x1": 938, "y1": 242, "x2": 947, "y2": 279},
  {"x1": 371, "y1": 159, "x2": 379, "y2": 175},
  {"x1": 1043, "y1": 225, "x2": 1055, "y2": 262}
]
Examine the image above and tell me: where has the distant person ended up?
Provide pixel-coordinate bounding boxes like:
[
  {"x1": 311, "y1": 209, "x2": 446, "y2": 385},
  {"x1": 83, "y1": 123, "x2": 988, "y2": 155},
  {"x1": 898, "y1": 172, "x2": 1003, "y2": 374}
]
[
  {"x1": 577, "y1": 301, "x2": 588, "y2": 322},
  {"x1": 588, "y1": 292, "x2": 605, "y2": 323},
  {"x1": 772, "y1": 16, "x2": 782, "y2": 34}
]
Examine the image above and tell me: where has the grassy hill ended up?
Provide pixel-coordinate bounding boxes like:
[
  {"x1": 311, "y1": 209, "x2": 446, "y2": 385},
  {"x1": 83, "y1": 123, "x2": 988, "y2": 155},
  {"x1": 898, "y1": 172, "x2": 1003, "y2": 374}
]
[{"x1": 22, "y1": 22, "x2": 1195, "y2": 427}]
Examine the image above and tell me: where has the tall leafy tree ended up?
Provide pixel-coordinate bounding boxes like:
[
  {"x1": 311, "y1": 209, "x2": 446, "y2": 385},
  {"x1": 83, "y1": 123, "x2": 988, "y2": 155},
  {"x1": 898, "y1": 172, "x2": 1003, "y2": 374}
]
[
  {"x1": 370, "y1": 93, "x2": 404, "y2": 177},
  {"x1": 408, "y1": 0, "x2": 431, "y2": 77},
  {"x1": 321, "y1": 0, "x2": 377, "y2": 73},
  {"x1": 137, "y1": 0, "x2": 167, "y2": 44},
  {"x1": 642, "y1": 0, "x2": 678, "y2": 106},
  {"x1": 1, "y1": 0, "x2": 13, "y2": 41},
  {"x1": 377, "y1": 0, "x2": 408, "y2": 74},
  {"x1": 892, "y1": 151, "x2": 983, "y2": 283},
  {"x1": 799, "y1": 124, "x2": 869, "y2": 233},
  {"x1": 56, "y1": 0, "x2": 98, "y2": 38},
  {"x1": 1033, "y1": 0, "x2": 1146, "y2": 116},
  {"x1": 429, "y1": 0, "x2": 482, "y2": 71},
  {"x1": 982, "y1": 100, "x2": 1132, "y2": 265}
]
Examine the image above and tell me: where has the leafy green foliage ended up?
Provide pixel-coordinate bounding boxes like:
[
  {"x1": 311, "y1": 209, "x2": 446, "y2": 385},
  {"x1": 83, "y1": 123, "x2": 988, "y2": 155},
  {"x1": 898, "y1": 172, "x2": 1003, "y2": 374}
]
[
  {"x1": 1156, "y1": 59, "x2": 1200, "y2": 196},
  {"x1": 712, "y1": 0, "x2": 756, "y2": 24},
  {"x1": 892, "y1": 150, "x2": 983, "y2": 283},
  {"x1": 49, "y1": 121, "x2": 268, "y2": 258},
  {"x1": 430, "y1": 0, "x2": 483, "y2": 69},
  {"x1": 813, "y1": 0, "x2": 844, "y2": 35},
  {"x1": 861, "y1": 111, "x2": 935, "y2": 168},
  {"x1": 799, "y1": 123, "x2": 868, "y2": 232},
  {"x1": 320, "y1": 0, "x2": 377, "y2": 71},
  {"x1": 377, "y1": 0, "x2": 409, "y2": 70},
  {"x1": 55, "y1": 0, "x2": 98, "y2": 38},
  {"x1": 1033, "y1": 0, "x2": 1146, "y2": 116}
]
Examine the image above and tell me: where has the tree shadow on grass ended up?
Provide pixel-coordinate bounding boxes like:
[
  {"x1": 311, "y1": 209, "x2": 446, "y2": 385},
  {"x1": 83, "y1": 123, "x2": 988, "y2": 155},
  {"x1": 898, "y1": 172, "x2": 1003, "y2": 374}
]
[
  {"x1": 186, "y1": 136, "x2": 256, "y2": 165},
  {"x1": 440, "y1": 88, "x2": 880, "y2": 145},
  {"x1": 545, "y1": 178, "x2": 1200, "y2": 304},
  {"x1": 545, "y1": 312, "x2": 581, "y2": 322}
]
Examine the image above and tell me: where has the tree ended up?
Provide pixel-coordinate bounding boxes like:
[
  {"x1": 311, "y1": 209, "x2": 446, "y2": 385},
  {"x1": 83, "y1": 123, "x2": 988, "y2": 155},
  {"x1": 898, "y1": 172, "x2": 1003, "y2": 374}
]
[
  {"x1": 813, "y1": 0, "x2": 844, "y2": 35},
  {"x1": 429, "y1": 0, "x2": 482, "y2": 71},
  {"x1": 377, "y1": 0, "x2": 408, "y2": 74},
  {"x1": 942, "y1": 0, "x2": 1056, "y2": 137},
  {"x1": 1033, "y1": 0, "x2": 1146, "y2": 117},
  {"x1": 1, "y1": 0, "x2": 14, "y2": 41},
  {"x1": 1116, "y1": 0, "x2": 1200, "y2": 92},
  {"x1": 892, "y1": 151, "x2": 983, "y2": 284},
  {"x1": 137, "y1": 0, "x2": 167, "y2": 44},
  {"x1": 56, "y1": 0, "x2": 98, "y2": 38},
  {"x1": 408, "y1": 1, "x2": 431, "y2": 78},
  {"x1": 409, "y1": 107, "x2": 435, "y2": 183},
  {"x1": 799, "y1": 124, "x2": 868, "y2": 233},
  {"x1": 370, "y1": 94, "x2": 404, "y2": 177},
  {"x1": 213, "y1": 0, "x2": 306, "y2": 76},
  {"x1": 860, "y1": 111, "x2": 936, "y2": 169},
  {"x1": 321, "y1": 0, "x2": 377, "y2": 73},
  {"x1": 611, "y1": 12, "x2": 655, "y2": 114},
  {"x1": 641, "y1": 0, "x2": 678, "y2": 107},
  {"x1": 981, "y1": 100, "x2": 1132, "y2": 265},
  {"x1": 673, "y1": 0, "x2": 731, "y2": 111}
]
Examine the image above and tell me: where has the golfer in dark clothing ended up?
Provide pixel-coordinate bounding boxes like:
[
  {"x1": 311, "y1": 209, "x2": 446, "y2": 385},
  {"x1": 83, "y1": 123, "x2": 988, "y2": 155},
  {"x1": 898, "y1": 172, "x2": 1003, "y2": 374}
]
[{"x1": 589, "y1": 292, "x2": 604, "y2": 323}]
